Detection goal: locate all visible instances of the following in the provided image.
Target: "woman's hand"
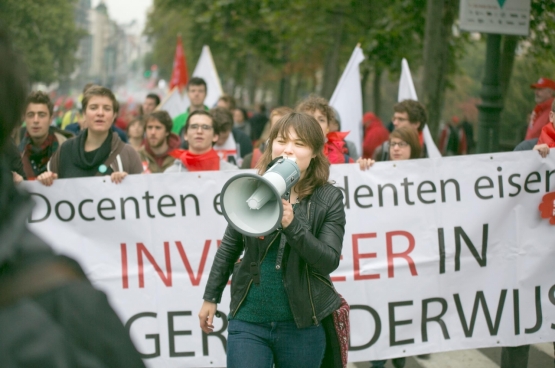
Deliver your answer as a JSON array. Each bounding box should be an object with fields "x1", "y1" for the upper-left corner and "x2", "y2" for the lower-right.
[
  {"x1": 199, "y1": 301, "x2": 217, "y2": 334},
  {"x1": 12, "y1": 171, "x2": 23, "y2": 184},
  {"x1": 281, "y1": 199, "x2": 294, "y2": 228},
  {"x1": 534, "y1": 144, "x2": 550, "y2": 158},
  {"x1": 357, "y1": 157, "x2": 375, "y2": 171},
  {"x1": 111, "y1": 171, "x2": 128, "y2": 184},
  {"x1": 37, "y1": 172, "x2": 58, "y2": 186}
]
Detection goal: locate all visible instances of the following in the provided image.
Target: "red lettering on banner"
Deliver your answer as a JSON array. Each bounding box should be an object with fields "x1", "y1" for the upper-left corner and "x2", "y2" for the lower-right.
[
  {"x1": 121, "y1": 243, "x2": 129, "y2": 289},
  {"x1": 137, "y1": 242, "x2": 173, "y2": 288},
  {"x1": 352, "y1": 233, "x2": 380, "y2": 280},
  {"x1": 331, "y1": 255, "x2": 346, "y2": 282},
  {"x1": 175, "y1": 240, "x2": 211, "y2": 286},
  {"x1": 386, "y1": 231, "x2": 418, "y2": 278}
]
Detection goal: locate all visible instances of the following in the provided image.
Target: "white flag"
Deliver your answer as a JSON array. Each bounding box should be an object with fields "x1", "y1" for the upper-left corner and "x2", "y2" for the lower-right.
[
  {"x1": 192, "y1": 45, "x2": 224, "y2": 109},
  {"x1": 330, "y1": 45, "x2": 365, "y2": 156},
  {"x1": 157, "y1": 87, "x2": 189, "y2": 119},
  {"x1": 398, "y1": 58, "x2": 442, "y2": 158},
  {"x1": 158, "y1": 45, "x2": 224, "y2": 117}
]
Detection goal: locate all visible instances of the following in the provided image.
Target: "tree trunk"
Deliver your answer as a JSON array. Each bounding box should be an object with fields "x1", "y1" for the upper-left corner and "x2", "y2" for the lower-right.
[
  {"x1": 372, "y1": 67, "x2": 383, "y2": 117},
  {"x1": 360, "y1": 65, "x2": 371, "y2": 113},
  {"x1": 422, "y1": 0, "x2": 457, "y2": 140},
  {"x1": 499, "y1": 35, "x2": 518, "y2": 101},
  {"x1": 321, "y1": 13, "x2": 344, "y2": 100}
]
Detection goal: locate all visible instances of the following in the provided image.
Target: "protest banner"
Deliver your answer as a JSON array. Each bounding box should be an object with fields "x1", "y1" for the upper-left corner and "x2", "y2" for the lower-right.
[{"x1": 24, "y1": 151, "x2": 555, "y2": 366}]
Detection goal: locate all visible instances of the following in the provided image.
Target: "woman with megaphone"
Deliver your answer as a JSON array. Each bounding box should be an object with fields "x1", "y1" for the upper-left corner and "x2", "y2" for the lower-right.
[{"x1": 199, "y1": 112, "x2": 348, "y2": 368}]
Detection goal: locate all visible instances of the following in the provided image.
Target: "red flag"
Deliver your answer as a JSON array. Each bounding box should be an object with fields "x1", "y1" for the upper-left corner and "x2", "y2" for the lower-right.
[{"x1": 169, "y1": 35, "x2": 189, "y2": 92}]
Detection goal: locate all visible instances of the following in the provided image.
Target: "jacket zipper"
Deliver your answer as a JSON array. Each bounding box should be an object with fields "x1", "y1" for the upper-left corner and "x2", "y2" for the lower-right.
[
  {"x1": 232, "y1": 232, "x2": 280, "y2": 317},
  {"x1": 306, "y1": 264, "x2": 318, "y2": 325},
  {"x1": 312, "y1": 272, "x2": 337, "y2": 293}
]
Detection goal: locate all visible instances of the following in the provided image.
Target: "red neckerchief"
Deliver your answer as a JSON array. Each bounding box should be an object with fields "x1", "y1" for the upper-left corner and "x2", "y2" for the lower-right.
[
  {"x1": 170, "y1": 148, "x2": 220, "y2": 171},
  {"x1": 324, "y1": 131, "x2": 353, "y2": 164},
  {"x1": 538, "y1": 123, "x2": 555, "y2": 147}
]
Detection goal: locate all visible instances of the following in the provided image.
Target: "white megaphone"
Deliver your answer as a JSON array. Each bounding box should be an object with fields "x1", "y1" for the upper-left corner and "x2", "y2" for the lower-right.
[{"x1": 220, "y1": 156, "x2": 301, "y2": 237}]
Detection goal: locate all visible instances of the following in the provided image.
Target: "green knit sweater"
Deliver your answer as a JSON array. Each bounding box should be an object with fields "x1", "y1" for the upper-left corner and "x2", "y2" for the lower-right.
[{"x1": 232, "y1": 234, "x2": 294, "y2": 323}]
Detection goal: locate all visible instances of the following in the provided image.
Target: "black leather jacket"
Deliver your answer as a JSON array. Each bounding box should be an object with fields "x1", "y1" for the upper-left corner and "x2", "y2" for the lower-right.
[{"x1": 203, "y1": 183, "x2": 346, "y2": 328}]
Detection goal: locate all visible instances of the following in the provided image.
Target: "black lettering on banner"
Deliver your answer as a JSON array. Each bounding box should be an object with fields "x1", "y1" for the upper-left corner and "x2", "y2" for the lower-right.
[
  {"x1": 455, "y1": 224, "x2": 488, "y2": 271},
  {"x1": 513, "y1": 289, "x2": 520, "y2": 335},
  {"x1": 168, "y1": 311, "x2": 194, "y2": 357},
  {"x1": 549, "y1": 285, "x2": 555, "y2": 329},
  {"x1": 78, "y1": 199, "x2": 95, "y2": 221},
  {"x1": 97, "y1": 198, "x2": 116, "y2": 220},
  {"x1": 158, "y1": 195, "x2": 176, "y2": 217},
  {"x1": 524, "y1": 286, "x2": 542, "y2": 334},
  {"x1": 337, "y1": 176, "x2": 350, "y2": 209},
  {"x1": 378, "y1": 183, "x2": 398, "y2": 207},
  {"x1": 547, "y1": 170, "x2": 555, "y2": 192},
  {"x1": 497, "y1": 167, "x2": 504, "y2": 198},
  {"x1": 508, "y1": 174, "x2": 521, "y2": 197},
  {"x1": 143, "y1": 191, "x2": 155, "y2": 218},
  {"x1": 475, "y1": 176, "x2": 494, "y2": 199},
  {"x1": 180, "y1": 194, "x2": 200, "y2": 216},
  {"x1": 438, "y1": 228, "x2": 446, "y2": 274},
  {"x1": 388, "y1": 301, "x2": 414, "y2": 346},
  {"x1": 417, "y1": 181, "x2": 437, "y2": 204},
  {"x1": 440, "y1": 179, "x2": 460, "y2": 202},
  {"x1": 454, "y1": 290, "x2": 507, "y2": 337},
  {"x1": 125, "y1": 312, "x2": 160, "y2": 358},
  {"x1": 354, "y1": 185, "x2": 373, "y2": 208},
  {"x1": 55, "y1": 200, "x2": 75, "y2": 222},
  {"x1": 421, "y1": 298, "x2": 450, "y2": 342},
  {"x1": 121, "y1": 196, "x2": 140, "y2": 220},
  {"x1": 348, "y1": 305, "x2": 381, "y2": 350},
  {"x1": 400, "y1": 178, "x2": 415, "y2": 205},
  {"x1": 213, "y1": 194, "x2": 222, "y2": 215},
  {"x1": 202, "y1": 310, "x2": 228, "y2": 355},
  {"x1": 524, "y1": 172, "x2": 541, "y2": 193},
  {"x1": 28, "y1": 193, "x2": 51, "y2": 223}
]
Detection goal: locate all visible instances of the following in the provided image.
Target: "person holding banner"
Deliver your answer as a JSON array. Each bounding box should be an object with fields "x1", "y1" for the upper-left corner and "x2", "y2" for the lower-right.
[
  {"x1": 199, "y1": 112, "x2": 347, "y2": 368},
  {"x1": 358, "y1": 125, "x2": 422, "y2": 368},
  {"x1": 165, "y1": 110, "x2": 238, "y2": 172},
  {"x1": 36, "y1": 86, "x2": 143, "y2": 186},
  {"x1": 296, "y1": 95, "x2": 354, "y2": 164}
]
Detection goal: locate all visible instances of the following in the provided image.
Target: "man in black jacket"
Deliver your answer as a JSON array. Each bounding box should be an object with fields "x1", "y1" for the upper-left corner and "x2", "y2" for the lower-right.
[{"x1": 0, "y1": 24, "x2": 145, "y2": 367}]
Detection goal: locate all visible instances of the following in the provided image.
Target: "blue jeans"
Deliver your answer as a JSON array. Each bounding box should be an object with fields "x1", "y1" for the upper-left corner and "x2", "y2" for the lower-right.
[{"x1": 227, "y1": 319, "x2": 326, "y2": 368}]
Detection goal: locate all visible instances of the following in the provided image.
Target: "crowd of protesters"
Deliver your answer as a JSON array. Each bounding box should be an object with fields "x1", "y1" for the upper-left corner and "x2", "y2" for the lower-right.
[{"x1": 2, "y1": 26, "x2": 554, "y2": 366}]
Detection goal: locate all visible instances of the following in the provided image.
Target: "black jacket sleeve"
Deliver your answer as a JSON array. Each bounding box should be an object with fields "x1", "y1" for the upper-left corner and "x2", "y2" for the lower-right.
[
  {"x1": 282, "y1": 185, "x2": 345, "y2": 274},
  {"x1": 232, "y1": 128, "x2": 253, "y2": 158},
  {"x1": 202, "y1": 225, "x2": 244, "y2": 303}
]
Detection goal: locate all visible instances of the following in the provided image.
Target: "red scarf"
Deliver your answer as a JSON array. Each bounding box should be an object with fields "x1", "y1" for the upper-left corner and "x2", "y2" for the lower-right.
[
  {"x1": 170, "y1": 148, "x2": 220, "y2": 171},
  {"x1": 324, "y1": 131, "x2": 354, "y2": 164},
  {"x1": 538, "y1": 123, "x2": 555, "y2": 148}
]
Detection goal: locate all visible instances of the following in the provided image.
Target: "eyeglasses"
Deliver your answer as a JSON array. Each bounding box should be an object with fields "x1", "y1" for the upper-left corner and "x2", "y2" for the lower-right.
[
  {"x1": 188, "y1": 124, "x2": 213, "y2": 131},
  {"x1": 390, "y1": 141, "x2": 409, "y2": 148}
]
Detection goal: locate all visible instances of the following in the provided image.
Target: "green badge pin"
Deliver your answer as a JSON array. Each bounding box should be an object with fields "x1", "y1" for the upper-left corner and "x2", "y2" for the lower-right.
[{"x1": 98, "y1": 164, "x2": 107, "y2": 173}]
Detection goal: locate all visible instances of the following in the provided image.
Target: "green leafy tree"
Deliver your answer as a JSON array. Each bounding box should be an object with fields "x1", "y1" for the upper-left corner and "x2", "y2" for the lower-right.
[{"x1": 0, "y1": 0, "x2": 86, "y2": 84}]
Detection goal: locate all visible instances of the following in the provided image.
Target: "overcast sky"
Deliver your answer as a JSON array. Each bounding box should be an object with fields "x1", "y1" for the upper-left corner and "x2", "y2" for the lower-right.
[{"x1": 91, "y1": 0, "x2": 153, "y2": 30}]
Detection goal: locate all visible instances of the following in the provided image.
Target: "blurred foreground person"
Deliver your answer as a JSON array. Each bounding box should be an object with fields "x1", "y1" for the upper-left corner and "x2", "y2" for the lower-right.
[{"x1": 0, "y1": 24, "x2": 145, "y2": 367}]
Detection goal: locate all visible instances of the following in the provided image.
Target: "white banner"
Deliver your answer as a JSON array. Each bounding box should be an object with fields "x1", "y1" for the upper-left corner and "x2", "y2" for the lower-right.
[{"x1": 23, "y1": 151, "x2": 555, "y2": 366}]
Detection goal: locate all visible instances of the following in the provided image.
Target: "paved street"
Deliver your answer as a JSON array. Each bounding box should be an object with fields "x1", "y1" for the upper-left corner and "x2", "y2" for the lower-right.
[{"x1": 347, "y1": 343, "x2": 554, "y2": 368}]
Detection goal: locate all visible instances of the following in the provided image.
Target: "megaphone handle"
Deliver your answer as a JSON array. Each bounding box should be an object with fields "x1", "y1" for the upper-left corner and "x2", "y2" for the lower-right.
[{"x1": 283, "y1": 191, "x2": 290, "y2": 201}]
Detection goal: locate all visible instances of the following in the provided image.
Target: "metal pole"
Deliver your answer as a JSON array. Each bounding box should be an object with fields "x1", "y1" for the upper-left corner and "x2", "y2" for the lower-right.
[{"x1": 477, "y1": 34, "x2": 503, "y2": 153}]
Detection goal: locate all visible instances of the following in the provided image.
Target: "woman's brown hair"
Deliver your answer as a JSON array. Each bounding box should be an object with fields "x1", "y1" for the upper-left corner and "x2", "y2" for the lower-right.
[
  {"x1": 389, "y1": 126, "x2": 421, "y2": 159},
  {"x1": 256, "y1": 112, "x2": 330, "y2": 200}
]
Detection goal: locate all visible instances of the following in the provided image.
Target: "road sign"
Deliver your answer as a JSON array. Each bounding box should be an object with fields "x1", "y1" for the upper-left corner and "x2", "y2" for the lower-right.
[{"x1": 459, "y1": 0, "x2": 531, "y2": 36}]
